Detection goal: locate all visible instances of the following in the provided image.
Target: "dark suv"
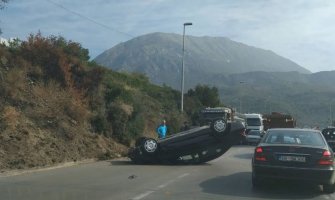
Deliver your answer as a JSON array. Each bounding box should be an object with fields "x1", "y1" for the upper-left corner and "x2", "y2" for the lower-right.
[
  {"x1": 322, "y1": 127, "x2": 335, "y2": 151},
  {"x1": 128, "y1": 107, "x2": 245, "y2": 164}
]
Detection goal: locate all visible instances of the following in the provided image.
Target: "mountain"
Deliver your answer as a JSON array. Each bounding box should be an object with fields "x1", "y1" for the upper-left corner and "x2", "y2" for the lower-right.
[
  {"x1": 94, "y1": 32, "x2": 311, "y2": 89},
  {"x1": 94, "y1": 32, "x2": 335, "y2": 127},
  {"x1": 212, "y1": 71, "x2": 335, "y2": 127}
]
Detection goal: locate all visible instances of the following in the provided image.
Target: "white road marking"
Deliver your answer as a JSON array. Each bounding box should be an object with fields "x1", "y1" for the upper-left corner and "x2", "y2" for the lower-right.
[
  {"x1": 157, "y1": 180, "x2": 175, "y2": 188},
  {"x1": 177, "y1": 173, "x2": 189, "y2": 179},
  {"x1": 157, "y1": 184, "x2": 166, "y2": 189},
  {"x1": 131, "y1": 190, "x2": 154, "y2": 200},
  {"x1": 130, "y1": 173, "x2": 190, "y2": 199}
]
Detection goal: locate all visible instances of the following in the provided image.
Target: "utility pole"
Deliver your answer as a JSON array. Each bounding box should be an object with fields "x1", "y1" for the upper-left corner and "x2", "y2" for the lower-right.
[{"x1": 330, "y1": 103, "x2": 333, "y2": 126}]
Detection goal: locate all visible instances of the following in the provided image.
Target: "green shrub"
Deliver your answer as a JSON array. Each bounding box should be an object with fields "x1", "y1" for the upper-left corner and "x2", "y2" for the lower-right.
[{"x1": 91, "y1": 114, "x2": 109, "y2": 134}]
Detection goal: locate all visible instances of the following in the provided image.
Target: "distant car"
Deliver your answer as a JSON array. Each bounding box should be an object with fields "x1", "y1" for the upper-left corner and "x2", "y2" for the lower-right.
[
  {"x1": 252, "y1": 128, "x2": 335, "y2": 193},
  {"x1": 128, "y1": 107, "x2": 246, "y2": 164},
  {"x1": 246, "y1": 130, "x2": 262, "y2": 145},
  {"x1": 322, "y1": 127, "x2": 335, "y2": 151}
]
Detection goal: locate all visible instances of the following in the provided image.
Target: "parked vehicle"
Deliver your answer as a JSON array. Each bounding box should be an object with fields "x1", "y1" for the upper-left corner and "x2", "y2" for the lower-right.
[
  {"x1": 321, "y1": 127, "x2": 335, "y2": 151},
  {"x1": 262, "y1": 112, "x2": 296, "y2": 131},
  {"x1": 128, "y1": 107, "x2": 246, "y2": 164},
  {"x1": 252, "y1": 128, "x2": 335, "y2": 193},
  {"x1": 246, "y1": 130, "x2": 262, "y2": 145}
]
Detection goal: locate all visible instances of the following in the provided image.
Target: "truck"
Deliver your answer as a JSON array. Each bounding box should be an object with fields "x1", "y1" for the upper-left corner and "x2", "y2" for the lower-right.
[
  {"x1": 262, "y1": 112, "x2": 296, "y2": 131},
  {"x1": 199, "y1": 107, "x2": 233, "y2": 126}
]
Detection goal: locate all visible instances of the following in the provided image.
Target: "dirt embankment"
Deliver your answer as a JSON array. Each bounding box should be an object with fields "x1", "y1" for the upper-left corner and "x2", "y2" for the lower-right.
[
  {"x1": 0, "y1": 106, "x2": 128, "y2": 170},
  {"x1": 0, "y1": 70, "x2": 128, "y2": 170},
  {"x1": 0, "y1": 34, "x2": 185, "y2": 171}
]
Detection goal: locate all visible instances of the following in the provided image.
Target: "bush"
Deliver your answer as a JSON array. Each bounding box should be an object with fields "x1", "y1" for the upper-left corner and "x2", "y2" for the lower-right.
[
  {"x1": 106, "y1": 102, "x2": 129, "y2": 140},
  {"x1": 91, "y1": 114, "x2": 109, "y2": 134}
]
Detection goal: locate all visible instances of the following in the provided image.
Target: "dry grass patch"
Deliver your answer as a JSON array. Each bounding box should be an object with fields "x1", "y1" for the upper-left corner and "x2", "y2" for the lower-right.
[
  {"x1": 30, "y1": 81, "x2": 90, "y2": 128},
  {"x1": 1, "y1": 106, "x2": 20, "y2": 130}
]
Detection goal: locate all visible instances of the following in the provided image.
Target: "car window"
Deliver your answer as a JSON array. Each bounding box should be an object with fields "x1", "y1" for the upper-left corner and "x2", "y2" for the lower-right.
[
  {"x1": 264, "y1": 130, "x2": 325, "y2": 146},
  {"x1": 247, "y1": 118, "x2": 261, "y2": 126}
]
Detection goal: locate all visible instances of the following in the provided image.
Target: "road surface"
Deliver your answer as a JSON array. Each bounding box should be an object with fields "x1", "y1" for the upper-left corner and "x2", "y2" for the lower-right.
[{"x1": 0, "y1": 146, "x2": 334, "y2": 200}]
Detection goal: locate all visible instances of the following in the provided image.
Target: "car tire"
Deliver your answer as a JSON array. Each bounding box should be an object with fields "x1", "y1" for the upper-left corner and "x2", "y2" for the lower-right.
[
  {"x1": 140, "y1": 138, "x2": 158, "y2": 154},
  {"x1": 323, "y1": 183, "x2": 335, "y2": 193},
  {"x1": 212, "y1": 118, "x2": 227, "y2": 132},
  {"x1": 210, "y1": 118, "x2": 229, "y2": 138}
]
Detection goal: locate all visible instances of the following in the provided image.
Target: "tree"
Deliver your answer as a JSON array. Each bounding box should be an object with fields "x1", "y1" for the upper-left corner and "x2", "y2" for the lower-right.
[{"x1": 187, "y1": 84, "x2": 221, "y2": 107}]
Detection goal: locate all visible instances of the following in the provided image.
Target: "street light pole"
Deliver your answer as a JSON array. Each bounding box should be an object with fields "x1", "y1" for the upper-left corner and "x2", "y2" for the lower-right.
[
  {"x1": 330, "y1": 102, "x2": 333, "y2": 126},
  {"x1": 239, "y1": 81, "x2": 245, "y2": 113},
  {"x1": 181, "y1": 22, "x2": 192, "y2": 112},
  {"x1": 239, "y1": 98, "x2": 242, "y2": 113}
]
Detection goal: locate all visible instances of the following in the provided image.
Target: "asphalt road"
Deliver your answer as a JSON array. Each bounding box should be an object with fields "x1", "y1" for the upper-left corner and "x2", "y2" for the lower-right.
[{"x1": 0, "y1": 146, "x2": 334, "y2": 200}]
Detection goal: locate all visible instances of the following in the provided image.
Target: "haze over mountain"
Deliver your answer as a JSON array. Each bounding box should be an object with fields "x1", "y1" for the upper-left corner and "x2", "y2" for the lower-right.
[
  {"x1": 212, "y1": 71, "x2": 335, "y2": 127},
  {"x1": 95, "y1": 32, "x2": 310, "y2": 89},
  {"x1": 94, "y1": 33, "x2": 335, "y2": 127}
]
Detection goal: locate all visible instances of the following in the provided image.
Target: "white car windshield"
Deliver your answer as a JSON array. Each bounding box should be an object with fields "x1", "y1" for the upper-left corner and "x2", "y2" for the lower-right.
[{"x1": 247, "y1": 118, "x2": 261, "y2": 126}]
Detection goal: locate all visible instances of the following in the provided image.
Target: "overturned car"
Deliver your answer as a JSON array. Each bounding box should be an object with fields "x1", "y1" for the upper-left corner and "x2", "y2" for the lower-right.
[{"x1": 128, "y1": 107, "x2": 246, "y2": 164}]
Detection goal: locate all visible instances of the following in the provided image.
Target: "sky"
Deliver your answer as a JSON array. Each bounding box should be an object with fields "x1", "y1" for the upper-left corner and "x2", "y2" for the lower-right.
[{"x1": 1, "y1": 0, "x2": 335, "y2": 73}]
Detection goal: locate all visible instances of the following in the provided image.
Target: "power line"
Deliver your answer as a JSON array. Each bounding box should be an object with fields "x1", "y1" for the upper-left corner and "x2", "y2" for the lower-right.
[{"x1": 45, "y1": 0, "x2": 134, "y2": 38}]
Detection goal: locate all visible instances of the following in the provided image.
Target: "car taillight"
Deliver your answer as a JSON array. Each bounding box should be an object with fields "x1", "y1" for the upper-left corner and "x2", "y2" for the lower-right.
[
  {"x1": 256, "y1": 147, "x2": 263, "y2": 153},
  {"x1": 318, "y1": 150, "x2": 334, "y2": 165},
  {"x1": 323, "y1": 150, "x2": 332, "y2": 156},
  {"x1": 255, "y1": 147, "x2": 267, "y2": 161}
]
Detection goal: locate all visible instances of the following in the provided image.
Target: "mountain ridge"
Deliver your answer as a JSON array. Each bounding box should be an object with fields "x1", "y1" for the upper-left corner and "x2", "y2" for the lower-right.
[
  {"x1": 93, "y1": 32, "x2": 335, "y2": 127},
  {"x1": 94, "y1": 32, "x2": 311, "y2": 89}
]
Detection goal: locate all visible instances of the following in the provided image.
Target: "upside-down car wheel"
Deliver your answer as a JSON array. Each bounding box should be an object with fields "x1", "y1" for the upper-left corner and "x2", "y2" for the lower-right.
[{"x1": 140, "y1": 138, "x2": 158, "y2": 154}]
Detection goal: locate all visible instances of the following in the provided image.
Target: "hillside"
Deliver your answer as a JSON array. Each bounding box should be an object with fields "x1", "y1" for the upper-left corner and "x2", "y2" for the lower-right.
[
  {"x1": 94, "y1": 32, "x2": 310, "y2": 89},
  {"x1": 0, "y1": 34, "x2": 202, "y2": 170}
]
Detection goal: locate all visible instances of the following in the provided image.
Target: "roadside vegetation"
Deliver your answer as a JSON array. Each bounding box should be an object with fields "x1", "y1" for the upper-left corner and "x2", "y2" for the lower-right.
[{"x1": 0, "y1": 34, "x2": 222, "y2": 170}]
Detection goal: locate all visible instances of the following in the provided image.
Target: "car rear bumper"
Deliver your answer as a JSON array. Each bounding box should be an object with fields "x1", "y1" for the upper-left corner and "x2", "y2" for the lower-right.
[{"x1": 253, "y1": 164, "x2": 335, "y2": 184}]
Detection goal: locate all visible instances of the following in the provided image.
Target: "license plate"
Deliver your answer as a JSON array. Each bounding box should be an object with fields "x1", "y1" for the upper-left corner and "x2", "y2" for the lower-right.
[{"x1": 278, "y1": 155, "x2": 306, "y2": 162}]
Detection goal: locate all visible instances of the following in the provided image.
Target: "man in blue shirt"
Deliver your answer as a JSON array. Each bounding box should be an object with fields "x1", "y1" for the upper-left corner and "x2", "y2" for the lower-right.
[{"x1": 157, "y1": 120, "x2": 167, "y2": 139}]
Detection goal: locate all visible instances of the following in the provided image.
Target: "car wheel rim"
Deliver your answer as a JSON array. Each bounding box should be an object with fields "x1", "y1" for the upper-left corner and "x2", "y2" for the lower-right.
[
  {"x1": 144, "y1": 140, "x2": 157, "y2": 152},
  {"x1": 214, "y1": 120, "x2": 226, "y2": 132}
]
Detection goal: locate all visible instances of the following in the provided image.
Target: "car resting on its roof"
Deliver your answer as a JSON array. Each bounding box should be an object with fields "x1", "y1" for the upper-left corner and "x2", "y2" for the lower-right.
[{"x1": 128, "y1": 107, "x2": 246, "y2": 164}]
